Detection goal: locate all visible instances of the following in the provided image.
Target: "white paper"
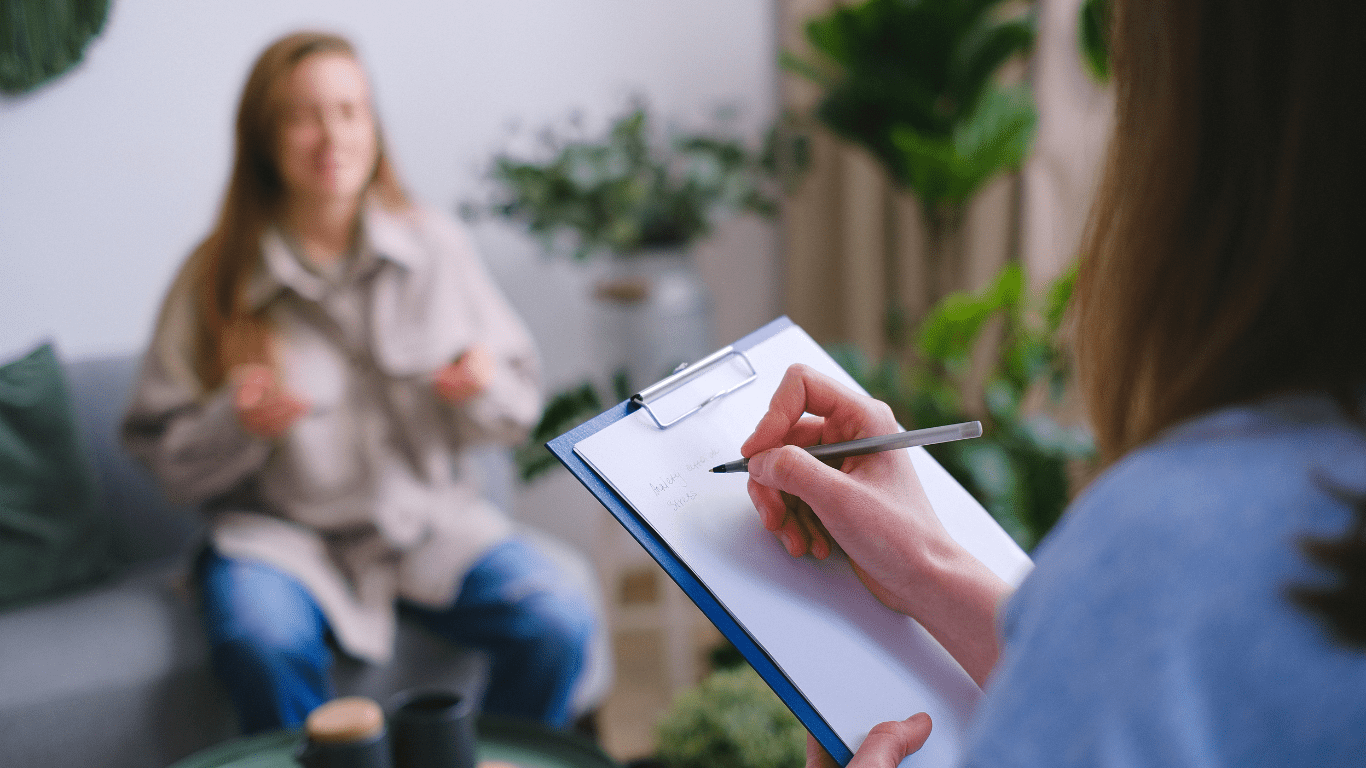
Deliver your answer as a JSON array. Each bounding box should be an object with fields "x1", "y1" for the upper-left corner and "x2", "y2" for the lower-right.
[{"x1": 575, "y1": 324, "x2": 1032, "y2": 766}]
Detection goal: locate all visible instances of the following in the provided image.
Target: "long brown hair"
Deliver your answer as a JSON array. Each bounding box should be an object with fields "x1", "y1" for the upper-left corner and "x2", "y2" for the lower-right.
[
  {"x1": 186, "y1": 31, "x2": 409, "y2": 390},
  {"x1": 1076, "y1": 0, "x2": 1366, "y2": 463},
  {"x1": 1075, "y1": 1, "x2": 1366, "y2": 642}
]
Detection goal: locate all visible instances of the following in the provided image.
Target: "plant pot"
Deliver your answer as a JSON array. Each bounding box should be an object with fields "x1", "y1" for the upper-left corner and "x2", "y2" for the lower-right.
[{"x1": 589, "y1": 250, "x2": 714, "y2": 394}]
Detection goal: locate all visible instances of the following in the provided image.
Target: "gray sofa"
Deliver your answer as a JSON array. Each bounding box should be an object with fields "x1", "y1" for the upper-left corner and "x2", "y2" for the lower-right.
[{"x1": 0, "y1": 353, "x2": 610, "y2": 768}]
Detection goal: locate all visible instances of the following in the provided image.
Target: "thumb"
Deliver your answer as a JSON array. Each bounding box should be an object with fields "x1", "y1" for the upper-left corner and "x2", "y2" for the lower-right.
[{"x1": 848, "y1": 714, "x2": 932, "y2": 768}]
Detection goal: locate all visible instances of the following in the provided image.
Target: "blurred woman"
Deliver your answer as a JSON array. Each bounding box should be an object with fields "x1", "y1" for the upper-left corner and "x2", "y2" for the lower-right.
[
  {"x1": 123, "y1": 31, "x2": 593, "y2": 734},
  {"x1": 743, "y1": 1, "x2": 1366, "y2": 765}
]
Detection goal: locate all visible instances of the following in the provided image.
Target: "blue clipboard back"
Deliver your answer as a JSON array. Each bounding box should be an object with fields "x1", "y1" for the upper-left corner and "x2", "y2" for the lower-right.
[{"x1": 544, "y1": 316, "x2": 852, "y2": 764}]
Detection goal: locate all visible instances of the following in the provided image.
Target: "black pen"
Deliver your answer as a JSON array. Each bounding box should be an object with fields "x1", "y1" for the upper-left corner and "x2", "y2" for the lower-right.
[{"x1": 709, "y1": 420, "x2": 983, "y2": 474}]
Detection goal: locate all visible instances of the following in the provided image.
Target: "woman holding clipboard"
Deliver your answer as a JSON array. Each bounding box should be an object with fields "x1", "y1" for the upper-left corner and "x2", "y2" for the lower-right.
[{"x1": 743, "y1": 1, "x2": 1366, "y2": 765}]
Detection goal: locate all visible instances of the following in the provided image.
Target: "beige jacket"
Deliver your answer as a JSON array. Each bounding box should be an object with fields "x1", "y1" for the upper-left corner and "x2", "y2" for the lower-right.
[{"x1": 122, "y1": 202, "x2": 542, "y2": 662}]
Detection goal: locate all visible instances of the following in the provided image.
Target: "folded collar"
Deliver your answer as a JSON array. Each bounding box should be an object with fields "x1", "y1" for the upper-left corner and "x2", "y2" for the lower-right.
[{"x1": 244, "y1": 199, "x2": 423, "y2": 311}]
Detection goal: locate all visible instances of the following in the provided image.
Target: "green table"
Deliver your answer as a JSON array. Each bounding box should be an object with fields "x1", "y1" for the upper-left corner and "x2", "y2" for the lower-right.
[{"x1": 168, "y1": 716, "x2": 621, "y2": 768}]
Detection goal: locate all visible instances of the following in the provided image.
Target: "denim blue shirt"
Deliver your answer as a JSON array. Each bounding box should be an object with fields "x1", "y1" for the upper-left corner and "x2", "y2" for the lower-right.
[{"x1": 964, "y1": 394, "x2": 1366, "y2": 767}]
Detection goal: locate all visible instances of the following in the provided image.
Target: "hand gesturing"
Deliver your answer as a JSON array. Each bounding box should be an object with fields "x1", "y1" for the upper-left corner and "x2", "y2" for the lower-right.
[
  {"x1": 434, "y1": 345, "x2": 495, "y2": 404},
  {"x1": 232, "y1": 364, "x2": 308, "y2": 439}
]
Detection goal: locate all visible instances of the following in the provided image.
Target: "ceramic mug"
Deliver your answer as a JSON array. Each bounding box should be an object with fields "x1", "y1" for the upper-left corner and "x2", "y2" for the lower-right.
[
  {"x1": 388, "y1": 688, "x2": 477, "y2": 768},
  {"x1": 295, "y1": 696, "x2": 393, "y2": 768}
]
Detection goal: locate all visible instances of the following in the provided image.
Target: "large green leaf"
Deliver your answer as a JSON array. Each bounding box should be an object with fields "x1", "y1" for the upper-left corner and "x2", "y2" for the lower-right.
[
  {"x1": 1042, "y1": 260, "x2": 1078, "y2": 329},
  {"x1": 836, "y1": 261, "x2": 1094, "y2": 552},
  {"x1": 787, "y1": 0, "x2": 1036, "y2": 195},
  {"x1": 949, "y1": 13, "x2": 1035, "y2": 119},
  {"x1": 916, "y1": 261, "x2": 1022, "y2": 368},
  {"x1": 1079, "y1": 0, "x2": 1111, "y2": 82},
  {"x1": 891, "y1": 84, "x2": 1035, "y2": 207}
]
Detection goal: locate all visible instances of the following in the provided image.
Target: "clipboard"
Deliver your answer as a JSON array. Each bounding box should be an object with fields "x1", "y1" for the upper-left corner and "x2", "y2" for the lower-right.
[{"x1": 547, "y1": 316, "x2": 1032, "y2": 766}]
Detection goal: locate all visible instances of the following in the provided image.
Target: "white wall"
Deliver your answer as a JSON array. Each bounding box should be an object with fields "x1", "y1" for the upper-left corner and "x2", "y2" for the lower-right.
[{"x1": 0, "y1": 0, "x2": 780, "y2": 389}]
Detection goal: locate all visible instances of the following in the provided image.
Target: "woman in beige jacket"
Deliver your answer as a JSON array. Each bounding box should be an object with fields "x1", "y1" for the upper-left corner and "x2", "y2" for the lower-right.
[{"x1": 121, "y1": 31, "x2": 593, "y2": 733}]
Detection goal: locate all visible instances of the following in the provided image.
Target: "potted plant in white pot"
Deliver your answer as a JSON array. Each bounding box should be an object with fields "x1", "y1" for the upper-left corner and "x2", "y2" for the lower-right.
[{"x1": 476, "y1": 102, "x2": 781, "y2": 395}]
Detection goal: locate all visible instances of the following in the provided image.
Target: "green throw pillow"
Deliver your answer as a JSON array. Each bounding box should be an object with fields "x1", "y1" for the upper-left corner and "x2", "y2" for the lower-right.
[{"x1": 0, "y1": 343, "x2": 111, "y2": 608}]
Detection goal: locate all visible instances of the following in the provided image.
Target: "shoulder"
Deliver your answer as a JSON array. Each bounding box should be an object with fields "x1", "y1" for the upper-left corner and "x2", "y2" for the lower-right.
[
  {"x1": 1018, "y1": 395, "x2": 1366, "y2": 633},
  {"x1": 1046, "y1": 396, "x2": 1364, "y2": 571},
  {"x1": 964, "y1": 395, "x2": 1366, "y2": 767}
]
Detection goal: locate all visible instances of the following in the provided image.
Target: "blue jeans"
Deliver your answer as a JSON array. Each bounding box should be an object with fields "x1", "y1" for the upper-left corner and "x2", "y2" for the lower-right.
[{"x1": 197, "y1": 538, "x2": 594, "y2": 734}]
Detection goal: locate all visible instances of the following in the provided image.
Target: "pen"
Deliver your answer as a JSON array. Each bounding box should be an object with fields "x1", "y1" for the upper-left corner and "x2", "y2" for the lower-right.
[{"x1": 709, "y1": 420, "x2": 983, "y2": 474}]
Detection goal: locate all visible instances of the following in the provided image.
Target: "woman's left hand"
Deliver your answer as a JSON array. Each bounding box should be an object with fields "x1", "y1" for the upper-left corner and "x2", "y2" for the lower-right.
[
  {"x1": 807, "y1": 715, "x2": 932, "y2": 768},
  {"x1": 434, "y1": 345, "x2": 495, "y2": 404}
]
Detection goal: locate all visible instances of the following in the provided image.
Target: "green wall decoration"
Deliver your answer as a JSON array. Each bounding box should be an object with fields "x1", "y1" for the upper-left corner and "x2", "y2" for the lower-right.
[{"x1": 1, "y1": 0, "x2": 110, "y2": 95}]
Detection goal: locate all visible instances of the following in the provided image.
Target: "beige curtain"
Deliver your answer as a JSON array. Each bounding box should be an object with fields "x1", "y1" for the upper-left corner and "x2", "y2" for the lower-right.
[{"x1": 775, "y1": 0, "x2": 1111, "y2": 357}]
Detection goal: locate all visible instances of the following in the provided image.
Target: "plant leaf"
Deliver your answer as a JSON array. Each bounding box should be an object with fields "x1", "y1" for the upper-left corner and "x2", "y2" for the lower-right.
[
  {"x1": 1079, "y1": 0, "x2": 1112, "y2": 81},
  {"x1": 916, "y1": 262, "x2": 1022, "y2": 369},
  {"x1": 952, "y1": 84, "x2": 1036, "y2": 184},
  {"x1": 950, "y1": 14, "x2": 1035, "y2": 117},
  {"x1": 889, "y1": 85, "x2": 1035, "y2": 206},
  {"x1": 481, "y1": 101, "x2": 777, "y2": 256},
  {"x1": 515, "y1": 382, "x2": 603, "y2": 482}
]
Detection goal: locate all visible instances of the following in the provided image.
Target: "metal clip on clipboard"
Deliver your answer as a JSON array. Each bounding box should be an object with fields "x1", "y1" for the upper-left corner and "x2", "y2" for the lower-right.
[{"x1": 630, "y1": 345, "x2": 758, "y2": 429}]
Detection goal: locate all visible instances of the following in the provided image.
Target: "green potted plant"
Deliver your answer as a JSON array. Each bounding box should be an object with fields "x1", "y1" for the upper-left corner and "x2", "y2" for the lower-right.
[
  {"x1": 477, "y1": 102, "x2": 782, "y2": 481},
  {"x1": 831, "y1": 263, "x2": 1094, "y2": 550},
  {"x1": 784, "y1": 0, "x2": 1037, "y2": 317},
  {"x1": 483, "y1": 103, "x2": 779, "y2": 261},
  {"x1": 650, "y1": 664, "x2": 805, "y2": 768},
  {"x1": 781, "y1": 0, "x2": 1091, "y2": 546}
]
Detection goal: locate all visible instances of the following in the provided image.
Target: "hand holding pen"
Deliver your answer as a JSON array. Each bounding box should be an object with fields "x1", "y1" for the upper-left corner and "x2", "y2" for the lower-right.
[
  {"x1": 739, "y1": 364, "x2": 957, "y2": 569},
  {"x1": 741, "y1": 363, "x2": 1009, "y2": 687}
]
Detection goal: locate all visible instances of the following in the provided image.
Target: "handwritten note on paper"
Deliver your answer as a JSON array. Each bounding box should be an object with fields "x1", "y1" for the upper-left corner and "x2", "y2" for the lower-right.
[{"x1": 574, "y1": 324, "x2": 1032, "y2": 767}]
